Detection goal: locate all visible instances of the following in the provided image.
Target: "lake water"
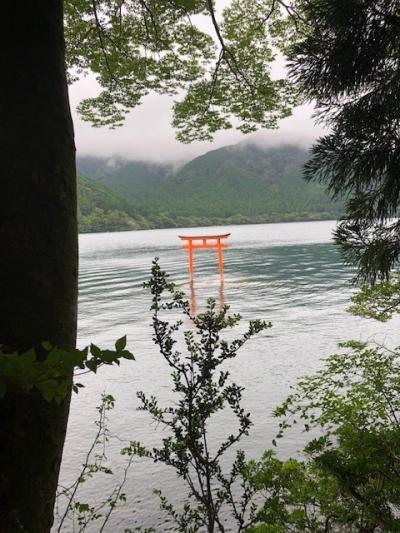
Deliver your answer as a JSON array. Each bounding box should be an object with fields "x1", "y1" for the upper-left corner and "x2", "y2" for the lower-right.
[{"x1": 56, "y1": 221, "x2": 399, "y2": 531}]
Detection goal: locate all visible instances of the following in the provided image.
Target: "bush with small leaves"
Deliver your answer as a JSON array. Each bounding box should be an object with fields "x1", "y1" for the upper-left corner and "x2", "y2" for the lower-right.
[
  {"x1": 122, "y1": 259, "x2": 271, "y2": 532},
  {"x1": 249, "y1": 335, "x2": 400, "y2": 529},
  {"x1": 55, "y1": 394, "x2": 135, "y2": 533}
]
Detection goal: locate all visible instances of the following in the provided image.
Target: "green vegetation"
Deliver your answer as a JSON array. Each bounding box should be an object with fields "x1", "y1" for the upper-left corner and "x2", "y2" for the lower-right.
[
  {"x1": 77, "y1": 176, "x2": 149, "y2": 233},
  {"x1": 124, "y1": 260, "x2": 270, "y2": 532},
  {"x1": 137, "y1": 265, "x2": 400, "y2": 531},
  {"x1": 54, "y1": 263, "x2": 400, "y2": 532},
  {"x1": 55, "y1": 394, "x2": 134, "y2": 533},
  {"x1": 246, "y1": 270, "x2": 400, "y2": 532},
  {"x1": 77, "y1": 144, "x2": 343, "y2": 232},
  {"x1": 248, "y1": 343, "x2": 400, "y2": 531},
  {"x1": 66, "y1": 1, "x2": 295, "y2": 141},
  {"x1": 291, "y1": 0, "x2": 400, "y2": 281},
  {"x1": 0, "y1": 335, "x2": 133, "y2": 404}
]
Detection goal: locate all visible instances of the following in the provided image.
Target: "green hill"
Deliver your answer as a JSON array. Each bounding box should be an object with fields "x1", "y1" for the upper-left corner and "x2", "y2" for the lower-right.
[
  {"x1": 153, "y1": 144, "x2": 343, "y2": 226},
  {"x1": 77, "y1": 143, "x2": 343, "y2": 231},
  {"x1": 77, "y1": 175, "x2": 149, "y2": 233},
  {"x1": 78, "y1": 156, "x2": 171, "y2": 196}
]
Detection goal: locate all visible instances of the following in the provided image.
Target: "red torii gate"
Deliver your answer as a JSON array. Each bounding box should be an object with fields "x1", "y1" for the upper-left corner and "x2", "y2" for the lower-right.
[{"x1": 179, "y1": 233, "x2": 230, "y2": 278}]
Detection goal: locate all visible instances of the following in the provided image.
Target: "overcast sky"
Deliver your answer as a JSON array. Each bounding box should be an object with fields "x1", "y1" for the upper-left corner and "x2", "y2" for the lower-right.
[{"x1": 69, "y1": 1, "x2": 326, "y2": 164}]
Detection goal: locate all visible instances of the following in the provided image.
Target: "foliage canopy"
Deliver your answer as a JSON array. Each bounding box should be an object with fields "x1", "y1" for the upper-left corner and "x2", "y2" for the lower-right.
[
  {"x1": 64, "y1": 0, "x2": 296, "y2": 142},
  {"x1": 288, "y1": 0, "x2": 400, "y2": 281}
]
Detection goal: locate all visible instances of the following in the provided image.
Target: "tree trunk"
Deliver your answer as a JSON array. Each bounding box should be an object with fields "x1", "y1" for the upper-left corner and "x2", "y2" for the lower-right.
[{"x1": 0, "y1": 2, "x2": 77, "y2": 531}]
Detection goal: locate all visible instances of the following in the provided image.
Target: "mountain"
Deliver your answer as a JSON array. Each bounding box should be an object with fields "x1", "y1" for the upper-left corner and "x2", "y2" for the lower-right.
[
  {"x1": 78, "y1": 156, "x2": 171, "y2": 195},
  {"x1": 154, "y1": 144, "x2": 342, "y2": 225},
  {"x1": 77, "y1": 143, "x2": 343, "y2": 231},
  {"x1": 77, "y1": 175, "x2": 149, "y2": 233}
]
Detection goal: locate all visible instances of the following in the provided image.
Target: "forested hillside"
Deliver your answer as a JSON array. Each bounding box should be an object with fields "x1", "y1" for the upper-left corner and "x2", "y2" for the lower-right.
[
  {"x1": 77, "y1": 143, "x2": 343, "y2": 231},
  {"x1": 77, "y1": 176, "x2": 149, "y2": 233}
]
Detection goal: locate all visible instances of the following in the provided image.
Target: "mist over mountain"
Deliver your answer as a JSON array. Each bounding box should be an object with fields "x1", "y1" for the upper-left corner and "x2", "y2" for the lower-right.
[{"x1": 77, "y1": 142, "x2": 343, "y2": 232}]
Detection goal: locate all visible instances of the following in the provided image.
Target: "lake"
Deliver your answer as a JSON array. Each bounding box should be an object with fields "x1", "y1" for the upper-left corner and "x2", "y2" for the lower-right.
[{"x1": 56, "y1": 221, "x2": 399, "y2": 531}]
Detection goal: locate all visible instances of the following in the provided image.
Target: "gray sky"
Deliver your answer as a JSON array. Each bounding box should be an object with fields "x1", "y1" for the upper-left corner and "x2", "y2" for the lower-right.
[{"x1": 69, "y1": 1, "x2": 326, "y2": 163}]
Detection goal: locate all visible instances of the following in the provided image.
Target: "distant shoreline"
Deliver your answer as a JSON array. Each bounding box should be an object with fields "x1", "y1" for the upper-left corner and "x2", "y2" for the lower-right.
[{"x1": 79, "y1": 215, "x2": 340, "y2": 235}]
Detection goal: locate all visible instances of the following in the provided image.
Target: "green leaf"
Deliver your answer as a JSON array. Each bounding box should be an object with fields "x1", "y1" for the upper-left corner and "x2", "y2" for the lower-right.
[
  {"x1": 46, "y1": 350, "x2": 61, "y2": 365},
  {"x1": 78, "y1": 503, "x2": 90, "y2": 513},
  {"x1": 115, "y1": 335, "x2": 127, "y2": 352},
  {"x1": 21, "y1": 350, "x2": 36, "y2": 363},
  {"x1": 86, "y1": 359, "x2": 98, "y2": 373},
  {"x1": 41, "y1": 341, "x2": 52, "y2": 351},
  {"x1": 90, "y1": 344, "x2": 102, "y2": 358},
  {"x1": 122, "y1": 350, "x2": 135, "y2": 360}
]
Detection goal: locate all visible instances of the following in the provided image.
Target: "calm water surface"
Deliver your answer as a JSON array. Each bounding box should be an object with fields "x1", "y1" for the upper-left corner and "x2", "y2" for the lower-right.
[{"x1": 57, "y1": 221, "x2": 399, "y2": 531}]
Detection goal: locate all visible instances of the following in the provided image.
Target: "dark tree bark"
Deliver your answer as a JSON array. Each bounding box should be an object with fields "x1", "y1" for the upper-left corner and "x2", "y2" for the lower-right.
[{"x1": 0, "y1": 2, "x2": 78, "y2": 531}]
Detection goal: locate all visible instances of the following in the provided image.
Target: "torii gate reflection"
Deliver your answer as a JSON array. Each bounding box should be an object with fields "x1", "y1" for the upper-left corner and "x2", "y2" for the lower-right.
[{"x1": 179, "y1": 233, "x2": 230, "y2": 314}]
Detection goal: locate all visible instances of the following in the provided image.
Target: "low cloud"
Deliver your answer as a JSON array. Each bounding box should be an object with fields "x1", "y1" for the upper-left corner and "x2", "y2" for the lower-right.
[{"x1": 71, "y1": 78, "x2": 326, "y2": 164}]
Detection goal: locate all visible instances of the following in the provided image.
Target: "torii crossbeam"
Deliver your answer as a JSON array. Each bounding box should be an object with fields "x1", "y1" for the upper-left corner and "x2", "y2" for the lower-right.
[{"x1": 178, "y1": 233, "x2": 230, "y2": 278}]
